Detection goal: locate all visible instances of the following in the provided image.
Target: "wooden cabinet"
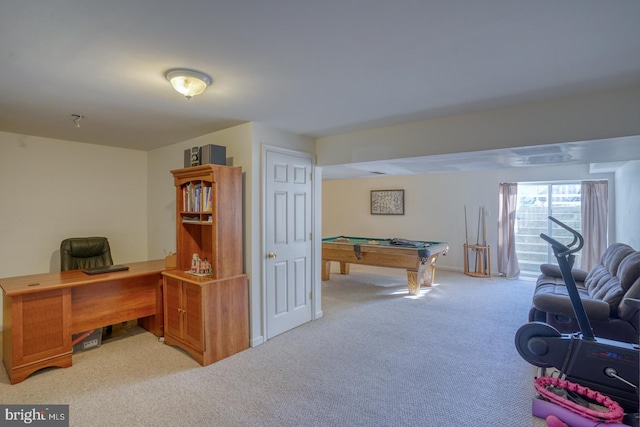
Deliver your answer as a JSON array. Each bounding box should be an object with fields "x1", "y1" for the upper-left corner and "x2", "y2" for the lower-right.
[
  {"x1": 162, "y1": 272, "x2": 249, "y2": 365},
  {"x1": 162, "y1": 164, "x2": 248, "y2": 365},
  {"x1": 163, "y1": 275, "x2": 204, "y2": 352}
]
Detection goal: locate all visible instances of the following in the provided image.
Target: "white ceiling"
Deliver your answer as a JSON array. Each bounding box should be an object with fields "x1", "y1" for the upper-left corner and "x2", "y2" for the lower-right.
[{"x1": 1, "y1": 1, "x2": 640, "y2": 176}]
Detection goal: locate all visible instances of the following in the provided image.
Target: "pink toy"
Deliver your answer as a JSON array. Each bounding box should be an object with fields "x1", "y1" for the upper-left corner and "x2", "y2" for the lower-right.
[{"x1": 545, "y1": 415, "x2": 568, "y2": 427}]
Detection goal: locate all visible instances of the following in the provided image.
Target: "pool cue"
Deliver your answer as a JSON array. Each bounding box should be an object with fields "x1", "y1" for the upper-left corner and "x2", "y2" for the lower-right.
[
  {"x1": 482, "y1": 206, "x2": 487, "y2": 274},
  {"x1": 475, "y1": 206, "x2": 481, "y2": 273},
  {"x1": 464, "y1": 205, "x2": 469, "y2": 273}
]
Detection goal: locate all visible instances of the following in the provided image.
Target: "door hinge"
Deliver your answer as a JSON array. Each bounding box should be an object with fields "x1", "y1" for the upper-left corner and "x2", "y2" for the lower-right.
[
  {"x1": 310, "y1": 232, "x2": 313, "y2": 240},
  {"x1": 310, "y1": 172, "x2": 313, "y2": 181},
  {"x1": 310, "y1": 290, "x2": 313, "y2": 299}
]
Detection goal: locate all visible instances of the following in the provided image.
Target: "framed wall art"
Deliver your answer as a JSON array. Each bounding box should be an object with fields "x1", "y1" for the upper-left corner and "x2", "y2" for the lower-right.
[{"x1": 370, "y1": 189, "x2": 405, "y2": 215}]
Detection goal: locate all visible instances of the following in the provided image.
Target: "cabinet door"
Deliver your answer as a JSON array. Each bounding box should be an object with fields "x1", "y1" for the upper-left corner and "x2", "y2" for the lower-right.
[
  {"x1": 182, "y1": 282, "x2": 204, "y2": 351},
  {"x1": 163, "y1": 276, "x2": 182, "y2": 339},
  {"x1": 12, "y1": 288, "x2": 71, "y2": 366}
]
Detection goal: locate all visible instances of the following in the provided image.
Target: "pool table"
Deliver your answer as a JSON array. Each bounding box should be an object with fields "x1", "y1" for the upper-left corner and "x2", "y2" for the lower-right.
[{"x1": 322, "y1": 236, "x2": 449, "y2": 295}]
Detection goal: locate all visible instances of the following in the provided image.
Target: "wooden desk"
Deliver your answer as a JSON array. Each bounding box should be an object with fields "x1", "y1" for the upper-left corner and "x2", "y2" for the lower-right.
[{"x1": 1, "y1": 260, "x2": 165, "y2": 384}]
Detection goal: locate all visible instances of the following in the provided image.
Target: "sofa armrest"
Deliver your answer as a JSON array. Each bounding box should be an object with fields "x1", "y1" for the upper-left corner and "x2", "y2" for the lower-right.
[
  {"x1": 539, "y1": 264, "x2": 588, "y2": 284},
  {"x1": 539, "y1": 263, "x2": 562, "y2": 278},
  {"x1": 533, "y1": 290, "x2": 610, "y2": 321}
]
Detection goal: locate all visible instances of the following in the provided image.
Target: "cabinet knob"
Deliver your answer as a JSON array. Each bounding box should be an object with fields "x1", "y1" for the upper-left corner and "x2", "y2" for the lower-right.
[{"x1": 267, "y1": 252, "x2": 277, "y2": 259}]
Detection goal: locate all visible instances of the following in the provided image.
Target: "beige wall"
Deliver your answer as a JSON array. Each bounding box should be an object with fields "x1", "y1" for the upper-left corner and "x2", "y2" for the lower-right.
[
  {"x1": 322, "y1": 164, "x2": 615, "y2": 274},
  {"x1": 147, "y1": 123, "x2": 315, "y2": 346},
  {"x1": 0, "y1": 131, "x2": 148, "y2": 327},
  {"x1": 316, "y1": 84, "x2": 640, "y2": 166}
]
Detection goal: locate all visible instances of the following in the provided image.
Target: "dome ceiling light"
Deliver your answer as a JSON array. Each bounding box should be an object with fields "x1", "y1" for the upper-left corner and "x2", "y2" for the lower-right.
[{"x1": 165, "y1": 68, "x2": 212, "y2": 100}]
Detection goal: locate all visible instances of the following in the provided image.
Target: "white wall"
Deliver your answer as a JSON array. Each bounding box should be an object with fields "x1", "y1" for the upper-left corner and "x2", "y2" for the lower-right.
[
  {"x1": 0, "y1": 131, "x2": 148, "y2": 329},
  {"x1": 322, "y1": 164, "x2": 614, "y2": 274},
  {"x1": 615, "y1": 160, "x2": 640, "y2": 250}
]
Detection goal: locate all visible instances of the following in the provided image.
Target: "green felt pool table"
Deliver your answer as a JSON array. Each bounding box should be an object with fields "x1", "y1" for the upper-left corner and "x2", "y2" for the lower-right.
[{"x1": 321, "y1": 236, "x2": 449, "y2": 295}]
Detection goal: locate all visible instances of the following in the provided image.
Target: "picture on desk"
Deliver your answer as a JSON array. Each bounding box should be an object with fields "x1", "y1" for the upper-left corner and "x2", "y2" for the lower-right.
[{"x1": 370, "y1": 189, "x2": 404, "y2": 215}]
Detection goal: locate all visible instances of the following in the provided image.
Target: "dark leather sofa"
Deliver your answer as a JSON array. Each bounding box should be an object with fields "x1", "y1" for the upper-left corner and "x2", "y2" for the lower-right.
[{"x1": 528, "y1": 243, "x2": 640, "y2": 343}]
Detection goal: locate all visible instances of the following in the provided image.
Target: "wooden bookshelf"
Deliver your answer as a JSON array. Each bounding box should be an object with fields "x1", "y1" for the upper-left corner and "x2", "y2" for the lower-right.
[{"x1": 162, "y1": 164, "x2": 248, "y2": 366}]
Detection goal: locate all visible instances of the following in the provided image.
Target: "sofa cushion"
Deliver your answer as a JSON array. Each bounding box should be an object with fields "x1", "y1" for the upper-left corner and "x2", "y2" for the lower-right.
[{"x1": 532, "y1": 282, "x2": 611, "y2": 321}]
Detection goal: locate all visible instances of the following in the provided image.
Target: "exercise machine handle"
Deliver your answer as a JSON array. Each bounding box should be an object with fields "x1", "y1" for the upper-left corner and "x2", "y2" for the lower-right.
[
  {"x1": 540, "y1": 216, "x2": 594, "y2": 340},
  {"x1": 539, "y1": 216, "x2": 584, "y2": 258}
]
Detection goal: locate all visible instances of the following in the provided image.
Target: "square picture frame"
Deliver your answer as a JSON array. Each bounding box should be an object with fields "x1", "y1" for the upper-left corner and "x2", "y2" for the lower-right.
[{"x1": 370, "y1": 189, "x2": 405, "y2": 215}]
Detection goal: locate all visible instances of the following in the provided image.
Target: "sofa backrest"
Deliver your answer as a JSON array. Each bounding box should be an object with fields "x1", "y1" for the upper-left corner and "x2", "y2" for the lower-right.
[{"x1": 584, "y1": 243, "x2": 637, "y2": 318}]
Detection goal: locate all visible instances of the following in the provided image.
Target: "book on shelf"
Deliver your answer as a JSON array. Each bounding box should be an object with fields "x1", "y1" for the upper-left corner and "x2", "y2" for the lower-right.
[{"x1": 182, "y1": 182, "x2": 212, "y2": 212}]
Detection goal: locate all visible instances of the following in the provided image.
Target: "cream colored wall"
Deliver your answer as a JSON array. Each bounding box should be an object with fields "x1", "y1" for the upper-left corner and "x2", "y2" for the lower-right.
[
  {"x1": 322, "y1": 164, "x2": 614, "y2": 274},
  {"x1": 146, "y1": 123, "x2": 253, "y2": 261},
  {"x1": 615, "y1": 160, "x2": 640, "y2": 250},
  {"x1": 316, "y1": 85, "x2": 640, "y2": 166},
  {"x1": 146, "y1": 122, "x2": 315, "y2": 347},
  {"x1": 0, "y1": 131, "x2": 148, "y2": 329}
]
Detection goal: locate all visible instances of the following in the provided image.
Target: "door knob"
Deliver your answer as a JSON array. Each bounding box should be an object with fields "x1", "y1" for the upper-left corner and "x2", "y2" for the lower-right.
[{"x1": 267, "y1": 252, "x2": 277, "y2": 259}]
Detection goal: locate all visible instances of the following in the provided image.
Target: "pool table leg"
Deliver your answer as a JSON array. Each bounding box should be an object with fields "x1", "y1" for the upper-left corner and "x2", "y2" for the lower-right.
[
  {"x1": 407, "y1": 254, "x2": 439, "y2": 295},
  {"x1": 322, "y1": 261, "x2": 331, "y2": 281},
  {"x1": 407, "y1": 270, "x2": 420, "y2": 295},
  {"x1": 339, "y1": 262, "x2": 350, "y2": 275}
]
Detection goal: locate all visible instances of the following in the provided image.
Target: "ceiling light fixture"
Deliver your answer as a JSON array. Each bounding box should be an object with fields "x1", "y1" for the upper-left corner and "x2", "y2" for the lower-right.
[{"x1": 165, "y1": 68, "x2": 212, "y2": 100}]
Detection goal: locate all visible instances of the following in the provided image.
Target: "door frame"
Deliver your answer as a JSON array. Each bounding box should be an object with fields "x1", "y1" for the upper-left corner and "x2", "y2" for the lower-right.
[{"x1": 260, "y1": 145, "x2": 323, "y2": 342}]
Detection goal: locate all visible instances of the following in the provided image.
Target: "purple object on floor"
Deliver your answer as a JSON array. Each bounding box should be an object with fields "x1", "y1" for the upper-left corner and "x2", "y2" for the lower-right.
[{"x1": 532, "y1": 398, "x2": 631, "y2": 427}]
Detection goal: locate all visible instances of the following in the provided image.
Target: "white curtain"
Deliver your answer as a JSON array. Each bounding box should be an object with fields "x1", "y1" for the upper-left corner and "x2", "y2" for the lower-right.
[
  {"x1": 498, "y1": 183, "x2": 520, "y2": 279},
  {"x1": 581, "y1": 180, "x2": 608, "y2": 270}
]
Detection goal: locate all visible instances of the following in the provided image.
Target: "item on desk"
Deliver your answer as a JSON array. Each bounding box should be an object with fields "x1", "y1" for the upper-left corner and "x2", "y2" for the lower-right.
[
  {"x1": 335, "y1": 237, "x2": 350, "y2": 242},
  {"x1": 165, "y1": 252, "x2": 177, "y2": 269},
  {"x1": 82, "y1": 265, "x2": 129, "y2": 275},
  {"x1": 367, "y1": 240, "x2": 379, "y2": 245}
]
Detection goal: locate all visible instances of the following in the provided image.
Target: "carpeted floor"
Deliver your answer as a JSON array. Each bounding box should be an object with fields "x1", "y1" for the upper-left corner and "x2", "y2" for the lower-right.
[{"x1": 1, "y1": 267, "x2": 541, "y2": 426}]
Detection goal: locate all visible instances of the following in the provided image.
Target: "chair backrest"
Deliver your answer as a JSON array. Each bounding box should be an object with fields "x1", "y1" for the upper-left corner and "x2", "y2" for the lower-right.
[{"x1": 60, "y1": 237, "x2": 113, "y2": 271}]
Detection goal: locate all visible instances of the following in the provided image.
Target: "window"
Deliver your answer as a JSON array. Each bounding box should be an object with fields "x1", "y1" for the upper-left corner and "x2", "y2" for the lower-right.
[{"x1": 515, "y1": 182, "x2": 581, "y2": 276}]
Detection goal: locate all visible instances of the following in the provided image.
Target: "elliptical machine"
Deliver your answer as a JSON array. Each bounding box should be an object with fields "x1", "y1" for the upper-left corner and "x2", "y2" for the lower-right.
[{"x1": 515, "y1": 217, "x2": 639, "y2": 413}]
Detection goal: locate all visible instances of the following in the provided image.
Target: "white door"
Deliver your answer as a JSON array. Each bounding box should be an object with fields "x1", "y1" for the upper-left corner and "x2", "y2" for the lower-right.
[{"x1": 265, "y1": 148, "x2": 313, "y2": 338}]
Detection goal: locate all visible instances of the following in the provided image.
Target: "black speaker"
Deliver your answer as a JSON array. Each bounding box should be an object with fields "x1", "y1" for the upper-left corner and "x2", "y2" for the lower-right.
[
  {"x1": 200, "y1": 144, "x2": 226, "y2": 165},
  {"x1": 184, "y1": 147, "x2": 200, "y2": 168}
]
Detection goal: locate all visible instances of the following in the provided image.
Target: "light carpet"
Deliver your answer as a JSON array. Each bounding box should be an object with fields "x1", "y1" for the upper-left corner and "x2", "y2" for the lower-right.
[{"x1": 1, "y1": 267, "x2": 541, "y2": 426}]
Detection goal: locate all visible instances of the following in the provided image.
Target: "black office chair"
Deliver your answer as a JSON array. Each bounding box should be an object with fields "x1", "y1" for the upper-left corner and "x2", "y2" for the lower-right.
[{"x1": 60, "y1": 237, "x2": 115, "y2": 334}]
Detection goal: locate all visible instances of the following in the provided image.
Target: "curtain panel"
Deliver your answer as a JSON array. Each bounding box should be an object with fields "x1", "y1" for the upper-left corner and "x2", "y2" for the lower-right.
[
  {"x1": 498, "y1": 183, "x2": 520, "y2": 279},
  {"x1": 581, "y1": 180, "x2": 608, "y2": 270}
]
